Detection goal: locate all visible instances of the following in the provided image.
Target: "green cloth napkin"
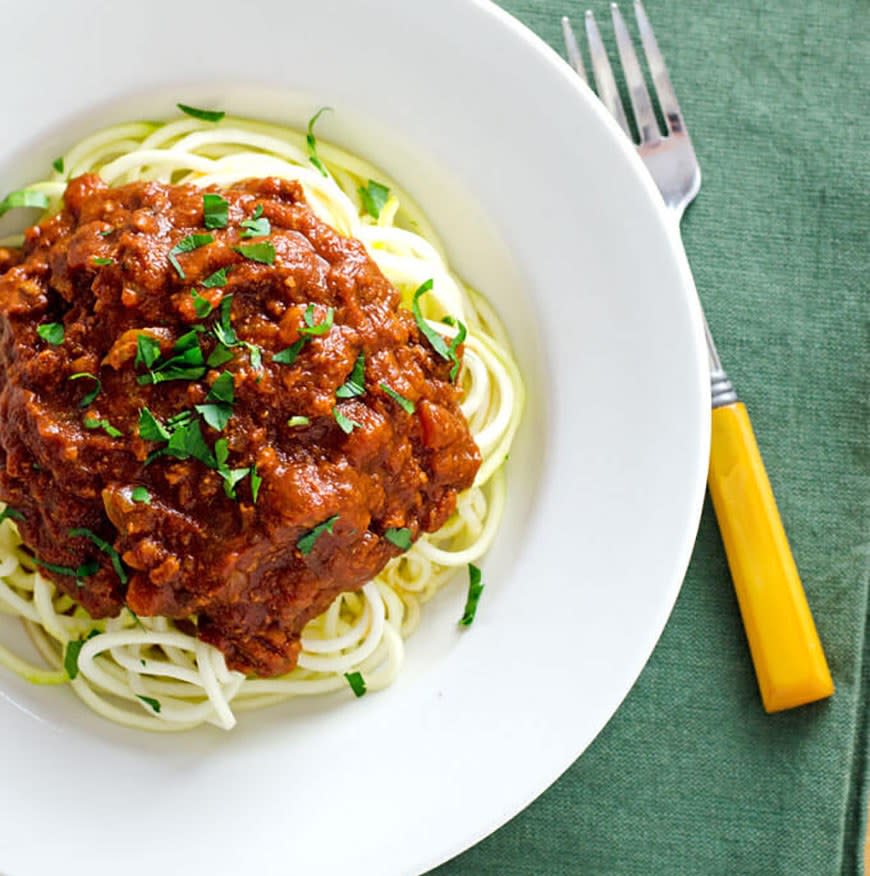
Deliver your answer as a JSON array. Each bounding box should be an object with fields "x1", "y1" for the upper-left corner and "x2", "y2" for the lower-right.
[{"x1": 433, "y1": 1, "x2": 869, "y2": 873}]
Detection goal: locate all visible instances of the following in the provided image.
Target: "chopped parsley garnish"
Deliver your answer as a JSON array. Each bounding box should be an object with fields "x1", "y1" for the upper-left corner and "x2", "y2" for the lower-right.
[
  {"x1": 306, "y1": 107, "x2": 331, "y2": 176},
  {"x1": 0, "y1": 189, "x2": 49, "y2": 216},
  {"x1": 83, "y1": 416, "x2": 122, "y2": 438},
  {"x1": 344, "y1": 671, "x2": 367, "y2": 698},
  {"x1": 233, "y1": 242, "x2": 276, "y2": 265},
  {"x1": 202, "y1": 193, "x2": 228, "y2": 229},
  {"x1": 52, "y1": 157, "x2": 64, "y2": 174},
  {"x1": 69, "y1": 527, "x2": 128, "y2": 584},
  {"x1": 177, "y1": 103, "x2": 225, "y2": 123},
  {"x1": 358, "y1": 180, "x2": 390, "y2": 219},
  {"x1": 68, "y1": 372, "x2": 101, "y2": 407},
  {"x1": 138, "y1": 407, "x2": 170, "y2": 442},
  {"x1": 136, "y1": 328, "x2": 207, "y2": 385},
  {"x1": 33, "y1": 555, "x2": 99, "y2": 583},
  {"x1": 213, "y1": 440, "x2": 258, "y2": 501},
  {"x1": 136, "y1": 694, "x2": 162, "y2": 713},
  {"x1": 37, "y1": 322, "x2": 64, "y2": 345},
  {"x1": 195, "y1": 371, "x2": 235, "y2": 431},
  {"x1": 412, "y1": 279, "x2": 450, "y2": 359},
  {"x1": 459, "y1": 563, "x2": 484, "y2": 627},
  {"x1": 273, "y1": 305, "x2": 334, "y2": 366},
  {"x1": 287, "y1": 416, "x2": 310, "y2": 427},
  {"x1": 137, "y1": 365, "x2": 257, "y2": 498},
  {"x1": 412, "y1": 280, "x2": 465, "y2": 378},
  {"x1": 297, "y1": 514, "x2": 339, "y2": 555},
  {"x1": 202, "y1": 267, "x2": 229, "y2": 288},
  {"x1": 164, "y1": 418, "x2": 216, "y2": 467},
  {"x1": 191, "y1": 290, "x2": 213, "y2": 319},
  {"x1": 63, "y1": 630, "x2": 99, "y2": 680},
  {"x1": 335, "y1": 352, "x2": 366, "y2": 398},
  {"x1": 241, "y1": 205, "x2": 271, "y2": 238},
  {"x1": 166, "y1": 409, "x2": 196, "y2": 429},
  {"x1": 379, "y1": 382, "x2": 415, "y2": 414},
  {"x1": 131, "y1": 486, "x2": 151, "y2": 504},
  {"x1": 250, "y1": 467, "x2": 262, "y2": 503},
  {"x1": 273, "y1": 340, "x2": 305, "y2": 365},
  {"x1": 91, "y1": 257, "x2": 114, "y2": 266},
  {"x1": 384, "y1": 527, "x2": 413, "y2": 551},
  {"x1": 168, "y1": 233, "x2": 214, "y2": 280},
  {"x1": 299, "y1": 304, "x2": 334, "y2": 337},
  {"x1": 98, "y1": 229, "x2": 113, "y2": 237},
  {"x1": 127, "y1": 607, "x2": 145, "y2": 629},
  {"x1": 212, "y1": 298, "x2": 239, "y2": 347},
  {"x1": 211, "y1": 296, "x2": 262, "y2": 369},
  {"x1": 207, "y1": 343, "x2": 236, "y2": 367},
  {"x1": 444, "y1": 316, "x2": 468, "y2": 382},
  {"x1": 135, "y1": 334, "x2": 162, "y2": 369},
  {"x1": 140, "y1": 404, "x2": 257, "y2": 501},
  {"x1": 240, "y1": 217, "x2": 271, "y2": 238},
  {"x1": 218, "y1": 464, "x2": 249, "y2": 499},
  {"x1": 63, "y1": 639, "x2": 84, "y2": 679},
  {"x1": 0, "y1": 506, "x2": 24, "y2": 524},
  {"x1": 141, "y1": 407, "x2": 213, "y2": 467},
  {"x1": 332, "y1": 406, "x2": 360, "y2": 434}
]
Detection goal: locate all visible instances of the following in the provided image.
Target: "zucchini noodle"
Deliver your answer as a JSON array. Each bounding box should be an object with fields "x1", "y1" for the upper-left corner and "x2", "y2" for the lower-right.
[{"x1": 0, "y1": 112, "x2": 524, "y2": 731}]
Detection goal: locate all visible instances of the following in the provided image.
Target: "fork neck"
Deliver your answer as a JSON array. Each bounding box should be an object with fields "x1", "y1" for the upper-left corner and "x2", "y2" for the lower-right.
[
  {"x1": 668, "y1": 203, "x2": 739, "y2": 409},
  {"x1": 705, "y1": 319, "x2": 738, "y2": 407}
]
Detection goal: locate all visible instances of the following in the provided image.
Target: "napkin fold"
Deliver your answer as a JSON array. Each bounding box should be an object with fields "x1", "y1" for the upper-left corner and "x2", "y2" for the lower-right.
[{"x1": 434, "y1": 1, "x2": 869, "y2": 873}]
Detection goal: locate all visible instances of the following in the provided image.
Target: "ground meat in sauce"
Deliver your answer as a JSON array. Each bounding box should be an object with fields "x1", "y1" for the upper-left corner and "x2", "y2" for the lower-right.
[{"x1": 0, "y1": 175, "x2": 480, "y2": 677}]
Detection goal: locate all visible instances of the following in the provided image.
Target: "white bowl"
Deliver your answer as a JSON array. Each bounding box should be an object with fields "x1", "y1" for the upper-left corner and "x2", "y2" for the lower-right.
[{"x1": 0, "y1": 1, "x2": 709, "y2": 874}]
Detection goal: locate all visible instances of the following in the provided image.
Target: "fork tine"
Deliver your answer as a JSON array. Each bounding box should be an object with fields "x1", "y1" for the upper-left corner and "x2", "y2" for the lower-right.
[
  {"x1": 610, "y1": 3, "x2": 661, "y2": 145},
  {"x1": 584, "y1": 10, "x2": 631, "y2": 137},
  {"x1": 561, "y1": 16, "x2": 589, "y2": 83},
  {"x1": 634, "y1": 0, "x2": 684, "y2": 134}
]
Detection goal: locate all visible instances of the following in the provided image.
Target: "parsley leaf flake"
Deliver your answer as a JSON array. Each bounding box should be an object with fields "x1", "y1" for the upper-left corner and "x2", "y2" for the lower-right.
[
  {"x1": 459, "y1": 563, "x2": 484, "y2": 627},
  {"x1": 131, "y1": 486, "x2": 151, "y2": 504},
  {"x1": 412, "y1": 279, "x2": 451, "y2": 360},
  {"x1": 384, "y1": 527, "x2": 413, "y2": 551},
  {"x1": 203, "y1": 193, "x2": 228, "y2": 230},
  {"x1": 297, "y1": 514, "x2": 339, "y2": 555},
  {"x1": 379, "y1": 383, "x2": 415, "y2": 414},
  {"x1": 333, "y1": 406, "x2": 361, "y2": 434},
  {"x1": 358, "y1": 180, "x2": 390, "y2": 219},
  {"x1": 335, "y1": 352, "x2": 366, "y2": 398},
  {"x1": 202, "y1": 267, "x2": 229, "y2": 288},
  {"x1": 83, "y1": 416, "x2": 122, "y2": 438},
  {"x1": 306, "y1": 107, "x2": 331, "y2": 176},
  {"x1": 177, "y1": 104, "x2": 225, "y2": 123},
  {"x1": 168, "y1": 233, "x2": 214, "y2": 280},
  {"x1": 68, "y1": 527, "x2": 128, "y2": 585},
  {"x1": 37, "y1": 322, "x2": 64, "y2": 345},
  {"x1": 136, "y1": 329, "x2": 206, "y2": 385},
  {"x1": 233, "y1": 242, "x2": 275, "y2": 265},
  {"x1": 344, "y1": 671, "x2": 367, "y2": 697},
  {"x1": 69, "y1": 372, "x2": 101, "y2": 407}
]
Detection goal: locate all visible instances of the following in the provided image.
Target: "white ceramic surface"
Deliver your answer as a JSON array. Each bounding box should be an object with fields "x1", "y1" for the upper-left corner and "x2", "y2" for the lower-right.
[{"x1": 0, "y1": 2, "x2": 710, "y2": 874}]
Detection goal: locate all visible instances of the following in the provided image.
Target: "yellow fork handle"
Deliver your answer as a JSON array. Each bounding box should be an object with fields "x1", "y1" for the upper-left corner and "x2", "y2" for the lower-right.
[{"x1": 708, "y1": 402, "x2": 834, "y2": 712}]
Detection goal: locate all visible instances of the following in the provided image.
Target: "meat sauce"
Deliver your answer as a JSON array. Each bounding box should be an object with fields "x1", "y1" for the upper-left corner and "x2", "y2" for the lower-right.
[{"x1": 0, "y1": 175, "x2": 480, "y2": 676}]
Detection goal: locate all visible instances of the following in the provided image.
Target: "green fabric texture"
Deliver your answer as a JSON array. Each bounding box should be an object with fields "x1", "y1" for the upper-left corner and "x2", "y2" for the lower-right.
[{"x1": 433, "y1": 1, "x2": 869, "y2": 874}]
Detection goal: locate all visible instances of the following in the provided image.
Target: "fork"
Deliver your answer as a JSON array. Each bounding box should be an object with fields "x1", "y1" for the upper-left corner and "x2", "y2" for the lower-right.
[{"x1": 562, "y1": 2, "x2": 834, "y2": 713}]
